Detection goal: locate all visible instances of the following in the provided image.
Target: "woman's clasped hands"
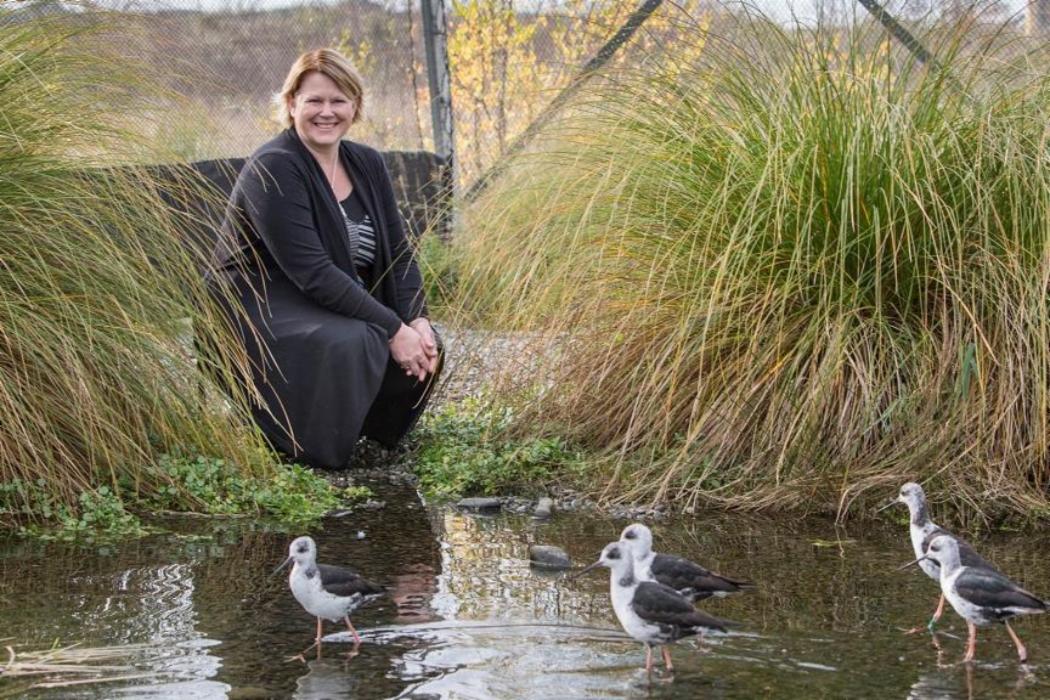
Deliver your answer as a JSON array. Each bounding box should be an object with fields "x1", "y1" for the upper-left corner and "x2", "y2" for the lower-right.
[{"x1": 389, "y1": 319, "x2": 439, "y2": 381}]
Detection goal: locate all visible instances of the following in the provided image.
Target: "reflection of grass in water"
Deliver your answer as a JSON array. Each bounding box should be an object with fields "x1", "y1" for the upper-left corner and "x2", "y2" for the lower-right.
[{"x1": 0, "y1": 642, "x2": 154, "y2": 697}]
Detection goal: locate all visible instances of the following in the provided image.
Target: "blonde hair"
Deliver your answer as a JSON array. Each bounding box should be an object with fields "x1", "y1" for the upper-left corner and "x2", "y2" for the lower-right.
[{"x1": 274, "y1": 48, "x2": 365, "y2": 127}]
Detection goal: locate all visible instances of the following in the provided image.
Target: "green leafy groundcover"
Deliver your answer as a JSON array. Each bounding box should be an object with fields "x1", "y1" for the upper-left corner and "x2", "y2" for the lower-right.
[
  {"x1": 0, "y1": 453, "x2": 372, "y2": 542},
  {"x1": 413, "y1": 398, "x2": 585, "y2": 498}
]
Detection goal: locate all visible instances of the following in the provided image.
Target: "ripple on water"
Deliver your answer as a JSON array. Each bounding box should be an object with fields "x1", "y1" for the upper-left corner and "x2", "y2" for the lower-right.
[{"x1": 4, "y1": 479, "x2": 1050, "y2": 699}]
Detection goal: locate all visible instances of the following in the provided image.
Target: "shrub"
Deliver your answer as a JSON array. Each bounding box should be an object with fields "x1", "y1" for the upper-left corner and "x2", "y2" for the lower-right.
[
  {"x1": 453, "y1": 9, "x2": 1050, "y2": 523},
  {"x1": 414, "y1": 398, "x2": 583, "y2": 498},
  {"x1": 0, "y1": 13, "x2": 272, "y2": 524}
]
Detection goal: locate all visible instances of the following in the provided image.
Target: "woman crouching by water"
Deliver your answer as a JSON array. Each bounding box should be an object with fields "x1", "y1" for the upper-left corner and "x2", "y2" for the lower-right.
[{"x1": 207, "y1": 48, "x2": 441, "y2": 468}]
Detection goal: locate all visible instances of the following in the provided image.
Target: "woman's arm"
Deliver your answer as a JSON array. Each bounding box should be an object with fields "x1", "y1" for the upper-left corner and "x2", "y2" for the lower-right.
[{"x1": 240, "y1": 152, "x2": 402, "y2": 338}]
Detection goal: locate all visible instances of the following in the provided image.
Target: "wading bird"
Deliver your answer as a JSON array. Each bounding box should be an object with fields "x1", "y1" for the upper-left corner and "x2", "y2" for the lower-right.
[
  {"x1": 275, "y1": 536, "x2": 384, "y2": 657},
  {"x1": 881, "y1": 482, "x2": 994, "y2": 633},
  {"x1": 619, "y1": 523, "x2": 754, "y2": 601},
  {"x1": 905, "y1": 534, "x2": 1045, "y2": 663},
  {"x1": 574, "y1": 541, "x2": 736, "y2": 675}
]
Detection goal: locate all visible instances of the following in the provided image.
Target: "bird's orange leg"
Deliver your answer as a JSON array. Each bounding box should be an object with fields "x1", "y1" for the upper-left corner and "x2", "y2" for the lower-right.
[
  {"x1": 344, "y1": 615, "x2": 362, "y2": 645},
  {"x1": 963, "y1": 621, "x2": 977, "y2": 663},
  {"x1": 661, "y1": 646, "x2": 674, "y2": 672},
  {"x1": 1005, "y1": 621, "x2": 1028, "y2": 663},
  {"x1": 905, "y1": 595, "x2": 946, "y2": 635}
]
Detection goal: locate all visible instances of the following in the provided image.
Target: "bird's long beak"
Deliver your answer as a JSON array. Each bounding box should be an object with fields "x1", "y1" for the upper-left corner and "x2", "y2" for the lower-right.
[
  {"x1": 876, "y1": 498, "x2": 900, "y2": 514},
  {"x1": 897, "y1": 555, "x2": 930, "y2": 571},
  {"x1": 272, "y1": 556, "x2": 293, "y2": 576},
  {"x1": 567, "y1": 559, "x2": 603, "y2": 581}
]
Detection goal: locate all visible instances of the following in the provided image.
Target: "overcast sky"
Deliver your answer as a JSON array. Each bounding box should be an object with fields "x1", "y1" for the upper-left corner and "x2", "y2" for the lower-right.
[{"x1": 13, "y1": 0, "x2": 1034, "y2": 25}]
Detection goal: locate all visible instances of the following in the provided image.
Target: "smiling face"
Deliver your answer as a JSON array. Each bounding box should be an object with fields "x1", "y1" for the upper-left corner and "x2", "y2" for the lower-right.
[{"x1": 287, "y1": 71, "x2": 355, "y2": 153}]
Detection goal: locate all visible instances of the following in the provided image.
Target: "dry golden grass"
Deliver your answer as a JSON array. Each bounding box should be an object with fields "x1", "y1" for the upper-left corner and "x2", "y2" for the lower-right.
[{"x1": 452, "y1": 9, "x2": 1050, "y2": 525}]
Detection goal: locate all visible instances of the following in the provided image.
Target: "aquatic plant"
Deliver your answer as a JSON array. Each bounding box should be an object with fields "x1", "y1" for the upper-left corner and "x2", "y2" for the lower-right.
[
  {"x1": 453, "y1": 6, "x2": 1050, "y2": 524},
  {"x1": 0, "y1": 642, "x2": 154, "y2": 697},
  {"x1": 0, "y1": 13, "x2": 274, "y2": 524},
  {"x1": 143, "y1": 453, "x2": 371, "y2": 525},
  {"x1": 1, "y1": 454, "x2": 370, "y2": 540},
  {"x1": 414, "y1": 397, "x2": 583, "y2": 497}
]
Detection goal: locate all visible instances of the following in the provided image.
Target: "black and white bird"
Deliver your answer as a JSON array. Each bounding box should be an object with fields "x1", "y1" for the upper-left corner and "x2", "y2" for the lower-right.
[
  {"x1": 619, "y1": 523, "x2": 754, "y2": 602},
  {"x1": 882, "y1": 482, "x2": 994, "y2": 633},
  {"x1": 274, "y1": 536, "x2": 384, "y2": 653},
  {"x1": 908, "y1": 534, "x2": 1045, "y2": 663},
  {"x1": 575, "y1": 541, "x2": 736, "y2": 674}
]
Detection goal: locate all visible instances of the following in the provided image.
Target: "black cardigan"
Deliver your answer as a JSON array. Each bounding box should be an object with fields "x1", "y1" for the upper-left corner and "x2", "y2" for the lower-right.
[{"x1": 211, "y1": 128, "x2": 427, "y2": 339}]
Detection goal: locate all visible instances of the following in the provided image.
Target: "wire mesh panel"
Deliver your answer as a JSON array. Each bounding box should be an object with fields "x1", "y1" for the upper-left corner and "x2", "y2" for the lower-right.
[
  {"x1": 2, "y1": 0, "x2": 1047, "y2": 176},
  {"x1": 2, "y1": 0, "x2": 433, "y2": 159},
  {"x1": 445, "y1": 0, "x2": 1050, "y2": 186}
]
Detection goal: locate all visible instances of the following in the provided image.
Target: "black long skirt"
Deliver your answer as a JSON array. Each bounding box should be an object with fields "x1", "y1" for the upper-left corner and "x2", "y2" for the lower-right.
[{"x1": 209, "y1": 272, "x2": 439, "y2": 468}]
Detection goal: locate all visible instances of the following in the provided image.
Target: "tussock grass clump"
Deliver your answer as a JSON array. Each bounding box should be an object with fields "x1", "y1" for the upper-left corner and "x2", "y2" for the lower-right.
[
  {"x1": 0, "y1": 15, "x2": 272, "y2": 524},
  {"x1": 455, "y1": 9, "x2": 1050, "y2": 524}
]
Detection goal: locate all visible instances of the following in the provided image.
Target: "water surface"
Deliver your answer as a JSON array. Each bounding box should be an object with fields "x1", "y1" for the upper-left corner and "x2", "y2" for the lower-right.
[{"x1": 3, "y1": 478, "x2": 1050, "y2": 698}]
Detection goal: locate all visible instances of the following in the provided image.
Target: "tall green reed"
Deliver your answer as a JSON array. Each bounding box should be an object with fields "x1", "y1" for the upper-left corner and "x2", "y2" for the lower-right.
[
  {"x1": 0, "y1": 13, "x2": 272, "y2": 521},
  {"x1": 455, "y1": 7, "x2": 1050, "y2": 524}
]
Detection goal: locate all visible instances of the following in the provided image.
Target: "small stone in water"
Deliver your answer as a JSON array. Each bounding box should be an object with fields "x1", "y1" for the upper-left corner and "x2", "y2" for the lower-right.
[
  {"x1": 529, "y1": 544, "x2": 572, "y2": 570},
  {"x1": 533, "y1": 497, "x2": 554, "y2": 520},
  {"x1": 456, "y1": 497, "x2": 502, "y2": 512}
]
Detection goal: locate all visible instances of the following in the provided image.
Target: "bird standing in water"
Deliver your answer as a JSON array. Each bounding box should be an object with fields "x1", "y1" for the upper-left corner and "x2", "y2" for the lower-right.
[
  {"x1": 574, "y1": 541, "x2": 737, "y2": 675},
  {"x1": 275, "y1": 536, "x2": 384, "y2": 657},
  {"x1": 906, "y1": 534, "x2": 1045, "y2": 663},
  {"x1": 619, "y1": 523, "x2": 754, "y2": 601},
  {"x1": 882, "y1": 482, "x2": 994, "y2": 633}
]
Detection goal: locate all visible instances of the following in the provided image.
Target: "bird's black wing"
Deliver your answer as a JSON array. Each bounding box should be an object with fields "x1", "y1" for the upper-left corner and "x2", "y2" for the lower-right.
[
  {"x1": 631, "y1": 581, "x2": 734, "y2": 632},
  {"x1": 956, "y1": 538, "x2": 996, "y2": 570},
  {"x1": 317, "y1": 563, "x2": 384, "y2": 598},
  {"x1": 652, "y1": 553, "x2": 754, "y2": 598},
  {"x1": 955, "y1": 567, "x2": 1046, "y2": 615}
]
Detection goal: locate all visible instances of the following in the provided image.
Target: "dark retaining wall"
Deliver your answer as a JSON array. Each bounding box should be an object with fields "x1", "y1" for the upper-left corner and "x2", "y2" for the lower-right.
[{"x1": 156, "y1": 150, "x2": 451, "y2": 261}]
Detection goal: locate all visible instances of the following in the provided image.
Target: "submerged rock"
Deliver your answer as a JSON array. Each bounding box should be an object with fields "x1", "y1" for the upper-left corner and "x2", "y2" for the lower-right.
[
  {"x1": 227, "y1": 688, "x2": 276, "y2": 700},
  {"x1": 529, "y1": 544, "x2": 572, "y2": 570},
  {"x1": 533, "y1": 497, "x2": 554, "y2": 520},
  {"x1": 456, "y1": 497, "x2": 502, "y2": 512}
]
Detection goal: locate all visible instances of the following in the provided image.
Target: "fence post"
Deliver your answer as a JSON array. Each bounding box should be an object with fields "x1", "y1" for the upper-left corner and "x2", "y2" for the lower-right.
[{"x1": 421, "y1": 0, "x2": 456, "y2": 192}]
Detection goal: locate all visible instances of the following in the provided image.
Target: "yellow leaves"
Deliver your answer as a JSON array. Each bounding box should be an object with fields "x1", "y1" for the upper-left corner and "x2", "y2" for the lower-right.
[{"x1": 335, "y1": 30, "x2": 377, "y2": 78}]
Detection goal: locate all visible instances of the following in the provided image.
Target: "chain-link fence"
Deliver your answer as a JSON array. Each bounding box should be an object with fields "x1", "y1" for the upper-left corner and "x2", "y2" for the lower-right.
[
  {"x1": 4, "y1": 0, "x2": 431, "y2": 159},
  {"x1": 4, "y1": 0, "x2": 1049, "y2": 187}
]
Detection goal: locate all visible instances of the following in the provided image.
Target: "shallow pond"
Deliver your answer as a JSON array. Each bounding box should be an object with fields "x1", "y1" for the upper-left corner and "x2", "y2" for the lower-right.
[{"x1": 3, "y1": 477, "x2": 1050, "y2": 699}]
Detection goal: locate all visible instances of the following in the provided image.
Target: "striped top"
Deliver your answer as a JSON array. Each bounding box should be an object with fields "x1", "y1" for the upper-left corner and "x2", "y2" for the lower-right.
[{"x1": 338, "y1": 189, "x2": 376, "y2": 273}]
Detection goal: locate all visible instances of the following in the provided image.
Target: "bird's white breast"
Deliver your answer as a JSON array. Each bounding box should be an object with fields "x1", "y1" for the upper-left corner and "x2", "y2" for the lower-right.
[
  {"x1": 610, "y1": 579, "x2": 663, "y2": 644},
  {"x1": 910, "y1": 522, "x2": 940, "y2": 581},
  {"x1": 942, "y1": 567, "x2": 988, "y2": 626},
  {"x1": 634, "y1": 552, "x2": 656, "y2": 582},
  {"x1": 290, "y1": 566, "x2": 358, "y2": 622}
]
